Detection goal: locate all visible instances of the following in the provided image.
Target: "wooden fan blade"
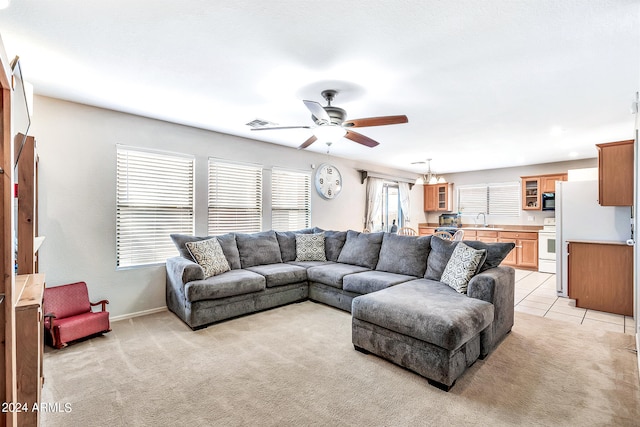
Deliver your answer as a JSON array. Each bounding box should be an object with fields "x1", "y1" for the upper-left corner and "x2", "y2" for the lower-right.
[
  {"x1": 251, "y1": 126, "x2": 311, "y2": 131},
  {"x1": 298, "y1": 135, "x2": 317, "y2": 150},
  {"x1": 303, "y1": 100, "x2": 331, "y2": 123},
  {"x1": 342, "y1": 115, "x2": 408, "y2": 128},
  {"x1": 345, "y1": 130, "x2": 379, "y2": 148}
]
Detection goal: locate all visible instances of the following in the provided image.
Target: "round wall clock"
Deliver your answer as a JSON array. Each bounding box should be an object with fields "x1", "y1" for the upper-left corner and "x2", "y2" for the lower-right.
[{"x1": 314, "y1": 163, "x2": 343, "y2": 200}]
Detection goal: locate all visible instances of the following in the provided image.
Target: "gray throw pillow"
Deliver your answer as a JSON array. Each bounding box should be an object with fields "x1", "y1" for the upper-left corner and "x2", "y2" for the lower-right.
[
  {"x1": 295, "y1": 233, "x2": 327, "y2": 261},
  {"x1": 424, "y1": 236, "x2": 460, "y2": 281},
  {"x1": 235, "y1": 230, "x2": 283, "y2": 268},
  {"x1": 462, "y1": 240, "x2": 515, "y2": 272},
  {"x1": 441, "y1": 242, "x2": 487, "y2": 293},
  {"x1": 337, "y1": 230, "x2": 384, "y2": 269},
  {"x1": 323, "y1": 230, "x2": 348, "y2": 262},
  {"x1": 275, "y1": 229, "x2": 314, "y2": 262},
  {"x1": 376, "y1": 233, "x2": 431, "y2": 277}
]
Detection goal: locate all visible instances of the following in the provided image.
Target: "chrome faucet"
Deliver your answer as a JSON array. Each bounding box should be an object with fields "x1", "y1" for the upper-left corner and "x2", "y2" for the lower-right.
[{"x1": 476, "y1": 212, "x2": 488, "y2": 227}]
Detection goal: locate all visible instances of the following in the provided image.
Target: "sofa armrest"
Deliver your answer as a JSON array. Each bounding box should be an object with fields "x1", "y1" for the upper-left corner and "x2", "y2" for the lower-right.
[
  {"x1": 467, "y1": 266, "x2": 515, "y2": 356},
  {"x1": 166, "y1": 256, "x2": 205, "y2": 285}
]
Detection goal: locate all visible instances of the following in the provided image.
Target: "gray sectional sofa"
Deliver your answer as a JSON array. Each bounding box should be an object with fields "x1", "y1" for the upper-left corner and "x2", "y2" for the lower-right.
[{"x1": 166, "y1": 228, "x2": 515, "y2": 390}]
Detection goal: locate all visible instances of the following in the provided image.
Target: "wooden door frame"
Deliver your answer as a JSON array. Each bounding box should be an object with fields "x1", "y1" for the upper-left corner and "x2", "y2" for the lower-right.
[{"x1": 0, "y1": 34, "x2": 15, "y2": 427}]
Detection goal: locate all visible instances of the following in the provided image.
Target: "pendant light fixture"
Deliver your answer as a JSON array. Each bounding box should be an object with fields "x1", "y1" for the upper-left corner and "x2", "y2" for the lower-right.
[{"x1": 414, "y1": 159, "x2": 446, "y2": 185}]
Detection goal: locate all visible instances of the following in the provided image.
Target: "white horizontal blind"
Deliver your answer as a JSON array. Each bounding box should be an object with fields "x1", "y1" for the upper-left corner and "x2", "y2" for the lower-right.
[
  {"x1": 457, "y1": 185, "x2": 488, "y2": 214},
  {"x1": 272, "y1": 168, "x2": 311, "y2": 231},
  {"x1": 116, "y1": 147, "x2": 194, "y2": 268},
  {"x1": 208, "y1": 159, "x2": 263, "y2": 234},
  {"x1": 488, "y1": 182, "x2": 520, "y2": 216},
  {"x1": 458, "y1": 182, "x2": 520, "y2": 217}
]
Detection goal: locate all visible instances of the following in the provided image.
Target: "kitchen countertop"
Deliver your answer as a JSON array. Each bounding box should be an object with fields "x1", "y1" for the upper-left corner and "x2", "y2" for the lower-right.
[
  {"x1": 566, "y1": 240, "x2": 631, "y2": 246},
  {"x1": 418, "y1": 223, "x2": 543, "y2": 232}
]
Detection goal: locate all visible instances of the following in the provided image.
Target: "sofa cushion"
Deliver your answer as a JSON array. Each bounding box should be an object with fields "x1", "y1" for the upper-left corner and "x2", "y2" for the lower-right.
[
  {"x1": 441, "y1": 243, "x2": 487, "y2": 294},
  {"x1": 337, "y1": 230, "x2": 384, "y2": 269},
  {"x1": 236, "y1": 231, "x2": 283, "y2": 268},
  {"x1": 295, "y1": 232, "x2": 327, "y2": 261},
  {"x1": 184, "y1": 269, "x2": 266, "y2": 302},
  {"x1": 287, "y1": 260, "x2": 334, "y2": 268},
  {"x1": 351, "y1": 279, "x2": 494, "y2": 351},
  {"x1": 170, "y1": 233, "x2": 241, "y2": 269},
  {"x1": 343, "y1": 271, "x2": 417, "y2": 295},
  {"x1": 307, "y1": 263, "x2": 370, "y2": 289},
  {"x1": 275, "y1": 229, "x2": 315, "y2": 262},
  {"x1": 246, "y1": 263, "x2": 308, "y2": 288},
  {"x1": 463, "y1": 240, "x2": 515, "y2": 273},
  {"x1": 376, "y1": 233, "x2": 431, "y2": 277},
  {"x1": 185, "y1": 238, "x2": 231, "y2": 278},
  {"x1": 324, "y1": 230, "x2": 348, "y2": 262},
  {"x1": 424, "y1": 236, "x2": 459, "y2": 281}
]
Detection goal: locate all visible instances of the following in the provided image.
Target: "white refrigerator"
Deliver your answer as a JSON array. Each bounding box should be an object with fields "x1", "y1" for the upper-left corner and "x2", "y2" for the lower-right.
[{"x1": 555, "y1": 180, "x2": 632, "y2": 296}]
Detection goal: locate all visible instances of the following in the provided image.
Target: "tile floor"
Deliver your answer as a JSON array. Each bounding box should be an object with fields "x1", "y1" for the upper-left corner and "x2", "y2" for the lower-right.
[{"x1": 513, "y1": 269, "x2": 636, "y2": 335}]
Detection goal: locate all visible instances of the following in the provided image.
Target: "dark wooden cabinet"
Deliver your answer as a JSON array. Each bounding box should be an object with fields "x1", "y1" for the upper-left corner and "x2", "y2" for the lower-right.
[
  {"x1": 568, "y1": 241, "x2": 633, "y2": 316},
  {"x1": 596, "y1": 140, "x2": 634, "y2": 206}
]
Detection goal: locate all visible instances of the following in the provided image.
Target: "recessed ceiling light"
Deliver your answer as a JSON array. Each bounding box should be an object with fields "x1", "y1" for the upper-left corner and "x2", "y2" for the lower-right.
[
  {"x1": 569, "y1": 151, "x2": 579, "y2": 158},
  {"x1": 0, "y1": 0, "x2": 9, "y2": 10},
  {"x1": 550, "y1": 126, "x2": 565, "y2": 137}
]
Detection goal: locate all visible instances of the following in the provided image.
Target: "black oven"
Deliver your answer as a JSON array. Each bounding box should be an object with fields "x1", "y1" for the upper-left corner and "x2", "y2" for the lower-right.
[{"x1": 542, "y1": 192, "x2": 555, "y2": 211}]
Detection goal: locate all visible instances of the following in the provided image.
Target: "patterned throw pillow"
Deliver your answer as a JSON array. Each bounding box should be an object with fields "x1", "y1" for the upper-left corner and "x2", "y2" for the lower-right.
[
  {"x1": 185, "y1": 238, "x2": 231, "y2": 278},
  {"x1": 295, "y1": 232, "x2": 327, "y2": 262},
  {"x1": 441, "y1": 242, "x2": 486, "y2": 294}
]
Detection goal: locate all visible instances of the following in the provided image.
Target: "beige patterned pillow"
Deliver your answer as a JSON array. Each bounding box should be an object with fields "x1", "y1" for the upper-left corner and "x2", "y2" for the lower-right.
[
  {"x1": 295, "y1": 232, "x2": 327, "y2": 262},
  {"x1": 441, "y1": 242, "x2": 486, "y2": 293},
  {"x1": 185, "y1": 238, "x2": 230, "y2": 278}
]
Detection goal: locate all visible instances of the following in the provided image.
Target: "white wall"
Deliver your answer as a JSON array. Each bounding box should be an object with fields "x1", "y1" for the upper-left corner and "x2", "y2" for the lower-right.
[
  {"x1": 29, "y1": 96, "x2": 426, "y2": 318},
  {"x1": 426, "y1": 159, "x2": 598, "y2": 226}
]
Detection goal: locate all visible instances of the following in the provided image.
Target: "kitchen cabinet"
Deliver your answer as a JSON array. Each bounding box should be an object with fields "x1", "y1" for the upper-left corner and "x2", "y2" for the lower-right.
[
  {"x1": 521, "y1": 177, "x2": 540, "y2": 210},
  {"x1": 423, "y1": 183, "x2": 453, "y2": 212},
  {"x1": 521, "y1": 173, "x2": 567, "y2": 210},
  {"x1": 596, "y1": 140, "x2": 633, "y2": 206},
  {"x1": 418, "y1": 226, "x2": 437, "y2": 236},
  {"x1": 498, "y1": 231, "x2": 538, "y2": 269},
  {"x1": 567, "y1": 241, "x2": 632, "y2": 316},
  {"x1": 476, "y1": 230, "x2": 498, "y2": 243},
  {"x1": 540, "y1": 173, "x2": 568, "y2": 193}
]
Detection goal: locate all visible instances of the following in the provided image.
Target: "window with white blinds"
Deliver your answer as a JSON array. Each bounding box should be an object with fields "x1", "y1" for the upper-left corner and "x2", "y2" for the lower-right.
[
  {"x1": 272, "y1": 168, "x2": 311, "y2": 231},
  {"x1": 116, "y1": 147, "x2": 194, "y2": 268},
  {"x1": 208, "y1": 159, "x2": 263, "y2": 234},
  {"x1": 457, "y1": 182, "x2": 520, "y2": 217}
]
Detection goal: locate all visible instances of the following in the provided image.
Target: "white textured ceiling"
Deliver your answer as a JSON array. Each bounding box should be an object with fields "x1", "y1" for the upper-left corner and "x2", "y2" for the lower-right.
[{"x1": 0, "y1": 1, "x2": 638, "y2": 174}]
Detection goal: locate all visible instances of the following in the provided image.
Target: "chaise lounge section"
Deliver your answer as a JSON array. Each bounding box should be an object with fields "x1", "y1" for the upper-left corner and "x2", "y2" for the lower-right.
[{"x1": 165, "y1": 228, "x2": 515, "y2": 389}]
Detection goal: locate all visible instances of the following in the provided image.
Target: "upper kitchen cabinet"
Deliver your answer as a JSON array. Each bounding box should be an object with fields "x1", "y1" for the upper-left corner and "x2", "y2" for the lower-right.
[
  {"x1": 423, "y1": 183, "x2": 453, "y2": 212},
  {"x1": 596, "y1": 139, "x2": 634, "y2": 206},
  {"x1": 521, "y1": 173, "x2": 567, "y2": 210},
  {"x1": 540, "y1": 173, "x2": 568, "y2": 193}
]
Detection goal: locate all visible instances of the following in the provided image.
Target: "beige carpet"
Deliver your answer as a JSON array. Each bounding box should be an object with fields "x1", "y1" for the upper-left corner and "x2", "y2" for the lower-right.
[{"x1": 41, "y1": 301, "x2": 639, "y2": 426}]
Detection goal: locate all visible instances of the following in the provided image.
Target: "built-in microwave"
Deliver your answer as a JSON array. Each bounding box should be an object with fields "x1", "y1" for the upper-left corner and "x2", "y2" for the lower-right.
[{"x1": 542, "y1": 192, "x2": 555, "y2": 211}]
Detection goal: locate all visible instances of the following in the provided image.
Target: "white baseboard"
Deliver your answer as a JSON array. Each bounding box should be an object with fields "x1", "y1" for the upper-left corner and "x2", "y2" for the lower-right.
[{"x1": 110, "y1": 306, "x2": 168, "y2": 323}]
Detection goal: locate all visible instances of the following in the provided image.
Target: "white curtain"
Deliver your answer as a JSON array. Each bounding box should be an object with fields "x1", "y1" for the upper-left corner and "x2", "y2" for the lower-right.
[
  {"x1": 364, "y1": 177, "x2": 384, "y2": 231},
  {"x1": 398, "y1": 182, "x2": 411, "y2": 224}
]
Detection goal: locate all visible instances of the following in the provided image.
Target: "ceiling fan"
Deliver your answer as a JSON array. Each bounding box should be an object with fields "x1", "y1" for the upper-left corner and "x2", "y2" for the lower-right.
[{"x1": 251, "y1": 89, "x2": 408, "y2": 149}]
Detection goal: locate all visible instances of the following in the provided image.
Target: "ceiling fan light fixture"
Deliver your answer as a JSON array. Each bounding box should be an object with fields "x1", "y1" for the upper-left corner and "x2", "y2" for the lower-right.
[{"x1": 312, "y1": 124, "x2": 347, "y2": 142}]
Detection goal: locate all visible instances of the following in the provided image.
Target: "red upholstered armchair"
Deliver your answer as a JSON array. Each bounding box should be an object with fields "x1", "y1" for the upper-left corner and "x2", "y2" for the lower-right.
[{"x1": 43, "y1": 281, "x2": 111, "y2": 349}]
